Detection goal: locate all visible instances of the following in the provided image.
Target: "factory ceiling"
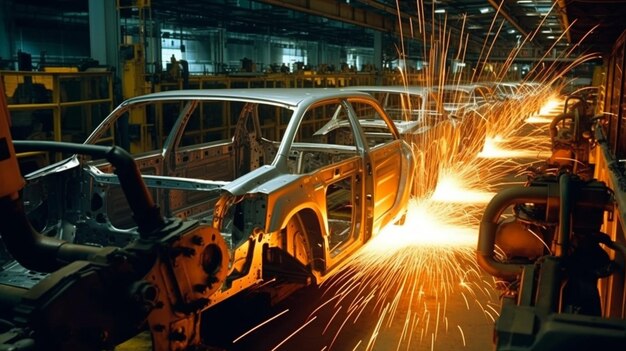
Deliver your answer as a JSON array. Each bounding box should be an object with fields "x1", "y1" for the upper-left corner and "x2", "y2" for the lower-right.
[{"x1": 8, "y1": 0, "x2": 626, "y2": 58}]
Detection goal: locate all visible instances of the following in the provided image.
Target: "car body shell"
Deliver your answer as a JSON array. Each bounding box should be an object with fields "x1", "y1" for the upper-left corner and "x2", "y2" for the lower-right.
[{"x1": 12, "y1": 88, "x2": 415, "y2": 306}]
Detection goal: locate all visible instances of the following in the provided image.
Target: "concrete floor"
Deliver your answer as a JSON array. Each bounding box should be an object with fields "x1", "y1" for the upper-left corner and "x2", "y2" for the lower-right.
[{"x1": 118, "y1": 99, "x2": 563, "y2": 351}]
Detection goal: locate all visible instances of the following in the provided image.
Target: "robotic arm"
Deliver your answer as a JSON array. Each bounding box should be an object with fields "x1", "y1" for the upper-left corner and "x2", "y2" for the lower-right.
[{"x1": 0, "y1": 81, "x2": 229, "y2": 350}]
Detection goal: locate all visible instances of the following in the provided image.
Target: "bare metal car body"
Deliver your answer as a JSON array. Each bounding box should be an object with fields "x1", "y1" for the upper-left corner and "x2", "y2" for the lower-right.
[{"x1": 14, "y1": 88, "x2": 414, "y2": 305}]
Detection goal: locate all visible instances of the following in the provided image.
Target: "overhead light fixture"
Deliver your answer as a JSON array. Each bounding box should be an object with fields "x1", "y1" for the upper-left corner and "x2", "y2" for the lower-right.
[
  {"x1": 479, "y1": 7, "x2": 491, "y2": 14},
  {"x1": 517, "y1": 0, "x2": 533, "y2": 3},
  {"x1": 434, "y1": 9, "x2": 446, "y2": 14},
  {"x1": 546, "y1": 35, "x2": 556, "y2": 39},
  {"x1": 507, "y1": 29, "x2": 516, "y2": 34},
  {"x1": 541, "y1": 29, "x2": 552, "y2": 33},
  {"x1": 468, "y1": 25, "x2": 482, "y2": 29},
  {"x1": 538, "y1": 7, "x2": 551, "y2": 14}
]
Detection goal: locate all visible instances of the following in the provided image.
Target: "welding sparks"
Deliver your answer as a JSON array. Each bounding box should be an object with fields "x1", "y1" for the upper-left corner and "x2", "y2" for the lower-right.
[
  {"x1": 268, "y1": 0, "x2": 597, "y2": 349},
  {"x1": 539, "y1": 97, "x2": 563, "y2": 116},
  {"x1": 314, "y1": 194, "x2": 495, "y2": 350},
  {"x1": 309, "y1": 86, "x2": 563, "y2": 350},
  {"x1": 232, "y1": 309, "x2": 290, "y2": 343}
]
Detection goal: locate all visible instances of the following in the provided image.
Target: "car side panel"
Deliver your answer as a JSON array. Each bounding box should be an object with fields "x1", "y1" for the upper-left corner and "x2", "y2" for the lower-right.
[
  {"x1": 169, "y1": 142, "x2": 234, "y2": 220},
  {"x1": 368, "y1": 140, "x2": 403, "y2": 221}
]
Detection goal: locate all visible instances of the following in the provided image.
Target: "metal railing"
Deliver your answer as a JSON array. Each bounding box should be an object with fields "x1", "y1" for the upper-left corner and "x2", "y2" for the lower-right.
[{"x1": 1, "y1": 70, "x2": 114, "y2": 161}]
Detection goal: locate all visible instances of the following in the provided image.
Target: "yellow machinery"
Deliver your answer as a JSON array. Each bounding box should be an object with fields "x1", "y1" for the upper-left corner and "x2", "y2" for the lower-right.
[
  {"x1": 120, "y1": 43, "x2": 152, "y2": 153},
  {"x1": 118, "y1": 0, "x2": 151, "y2": 154}
]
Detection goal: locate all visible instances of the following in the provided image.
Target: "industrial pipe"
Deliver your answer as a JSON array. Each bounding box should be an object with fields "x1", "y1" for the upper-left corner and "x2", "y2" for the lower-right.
[
  {"x1": 477, "y1": 185, "x2": 551, "y2": 280},
  {"x1": 0, "y1": 196, "x2": 103, "y2": 272},
  {"x1": 0, "y1": 141, "x2": 165, "y2": 272},
  {"x1": 555, "y1": 173, "x2": 571, "y2": 257}
]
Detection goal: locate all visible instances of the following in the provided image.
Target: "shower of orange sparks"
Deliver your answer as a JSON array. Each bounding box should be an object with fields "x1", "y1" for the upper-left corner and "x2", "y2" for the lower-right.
[
  {"x1": 310, "y1": 76, "x2": 562, "y2": 351},
  {"x1": 375, "y1": 199, "x2": 479, "y2": 247},
  {"x1": 317, "y1": 194, "x2": 497, "y2": 350},
  {"x1": 539, "y1": 96, "x2": 563, "y2": 116},
  {"x1": 293, "y1": 1, "x2": 600, "y2": 350}
]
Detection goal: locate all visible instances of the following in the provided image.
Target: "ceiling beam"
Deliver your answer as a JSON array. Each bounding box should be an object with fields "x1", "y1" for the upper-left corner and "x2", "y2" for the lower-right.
[
  {"x1": 255, "y1": 0, "x2": 396, "y2": 33},
  {"x1": 486, "y1": 0, "x2": 530, "y2": 39},
  {"x1": 255, "y1": 0, "x2": 487, "y2": 54}
]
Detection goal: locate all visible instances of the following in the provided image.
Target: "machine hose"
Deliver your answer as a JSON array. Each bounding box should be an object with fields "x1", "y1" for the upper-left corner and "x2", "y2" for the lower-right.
[
  {"x1": 477, "y1": 185, "x2": 551, "y2": 280},
  {"x1": 0, "y1": 141, "x2": 166, "y2": 272}
]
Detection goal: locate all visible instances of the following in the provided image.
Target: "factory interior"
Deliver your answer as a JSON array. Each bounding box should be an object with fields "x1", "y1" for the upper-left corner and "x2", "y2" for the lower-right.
[{"x1": 2, "y1": 0, "x2": 626, "y2": 350}]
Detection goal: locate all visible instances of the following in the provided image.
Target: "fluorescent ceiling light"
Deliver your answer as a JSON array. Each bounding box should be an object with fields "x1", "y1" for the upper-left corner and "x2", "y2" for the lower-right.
[
  {"x1": 479, "y1": 7, "x2": 491, "y2": 14},
  {"x1": 517, "y1": 0, "x2": 533, "y2": 3},
  {"x1": 547, "y1": 35, "x2": 556, "y2": 39},
  {"x1": 434, "y1": 9, "x2": 446, "y2": 13},
  {"x1": 507, "y1": 29, "x2": 516, "y2": 34}
]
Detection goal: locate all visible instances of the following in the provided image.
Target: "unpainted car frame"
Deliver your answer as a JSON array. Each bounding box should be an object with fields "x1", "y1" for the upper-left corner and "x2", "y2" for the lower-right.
[{"x1": 15, "y1": 88, "x2": 415, "y2": 306}]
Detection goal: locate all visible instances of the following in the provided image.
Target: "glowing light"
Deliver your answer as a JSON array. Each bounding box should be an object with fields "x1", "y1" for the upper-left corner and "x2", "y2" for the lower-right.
[
  {"x1": 525, "y1": 115, "x2": 553, "y2": 124},
  {"x1": 430, "y1": 174, "x2": 495, "y2": 204},
  {"x1": 539, "y1": 97, "x2": 562, "y2": 115},
  {"x1": 316, "y1": 193, "x2": 494, "y2": 350},
  {"x1": 479, "y1": 136, "x2": 551, "y2": 159},
  {"x1": 374, "y1": 199, "x2": 478, "y2": 247}
]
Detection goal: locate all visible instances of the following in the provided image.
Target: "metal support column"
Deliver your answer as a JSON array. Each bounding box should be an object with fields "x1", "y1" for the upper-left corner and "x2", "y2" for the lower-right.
[
  {"x1": 373, "y1": 31, "x2": 382, "y2": 85},
  {"x1": 89, "y1": 0, "x2": 120, "y2": 74},
  {"x1": 0, "y1": 1, "x2": 12, "y2": 65}
]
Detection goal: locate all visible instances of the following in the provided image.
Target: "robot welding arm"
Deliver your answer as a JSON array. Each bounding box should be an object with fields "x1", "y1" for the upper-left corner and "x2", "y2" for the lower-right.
[
  {"x1": 0, "y1": 82, "x2": 229, "y2": 350},
  {"x1": 0, "y1": 78, "x2": 25, "y2": 200},
  {"x1": 1, "y1": 83, "x2": 105, "y2": 272},
  {"x1": 2, "y1": 71, "x2": 172, "y2": 268}
]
